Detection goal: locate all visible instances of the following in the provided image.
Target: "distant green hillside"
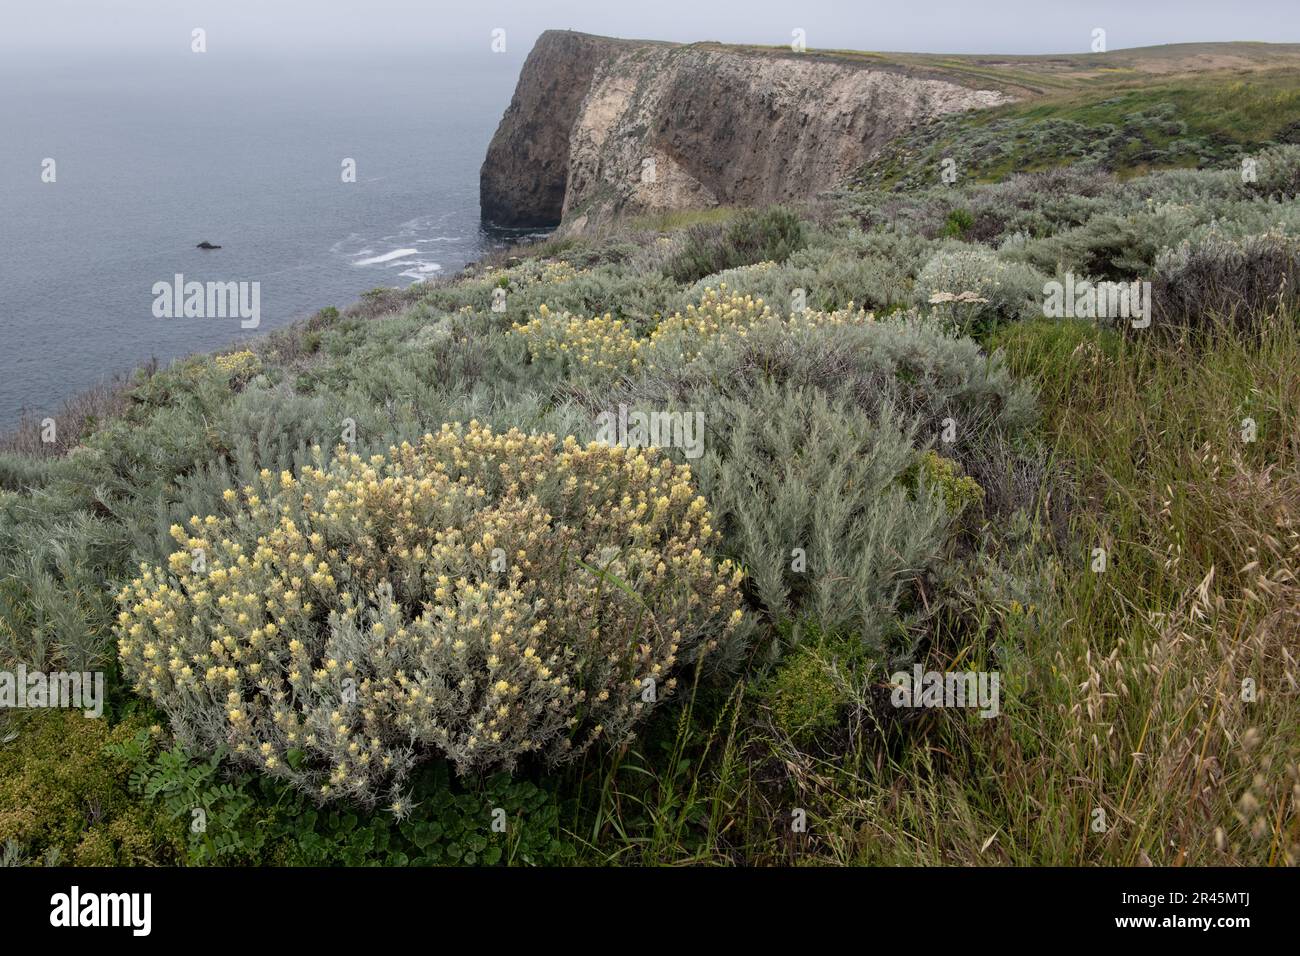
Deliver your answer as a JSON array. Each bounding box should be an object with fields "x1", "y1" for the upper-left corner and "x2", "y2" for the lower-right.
[
  {"x1": 685, "y1": 40, "x2": 1300, "y2": 190},
  {"x1": 857, "y1": 69, "x2": 1300, "y2": 189}
]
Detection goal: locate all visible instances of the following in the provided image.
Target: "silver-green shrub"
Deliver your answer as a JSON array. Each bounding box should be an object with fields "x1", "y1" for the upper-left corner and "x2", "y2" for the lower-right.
[
  {"x1": 647, "y1": 310, "x2": 1035, "y2": 458},
  {"x1": 694, "y1": 381, "x2": 950, "y2": 650},
  {"x1": 117, "y1": 423, "x2": 749, "y2": 806},
  {"x1": 915, "y1": 244, "x2": 1048, "y2": 332}
]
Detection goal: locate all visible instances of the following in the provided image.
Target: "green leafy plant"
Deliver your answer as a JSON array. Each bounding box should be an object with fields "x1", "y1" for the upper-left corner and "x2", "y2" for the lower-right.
[
  {"x1": 943, "y1": 208, "x2": 975, "y2": 238},
  {"x1": 109, "y1": 727, "x2": 574, "y2": 865},
  {"x1": 666, "y1": 207, "x2": 807, "y2": 284},
  {"x1": 0, "y1": 711, "x2": 182, "y2": 866}
]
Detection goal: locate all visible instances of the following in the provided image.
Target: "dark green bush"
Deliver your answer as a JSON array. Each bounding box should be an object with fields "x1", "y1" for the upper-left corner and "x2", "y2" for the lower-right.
[
  {"x1": 1151, "y1": 231, "x2": 1300, "y2": 336},
  {"x1": 666, "y1": 207, "x2": 807, "y2": 283},
  {"x1": 943, "y1": 208, "x2": 975, "y2": 239},
  {"x1": 760, "y1": 643, "x2": 846, "y2": 744},
  {"x1": 1018, "y1": 212, "x2": 1164, "y2": 280}
]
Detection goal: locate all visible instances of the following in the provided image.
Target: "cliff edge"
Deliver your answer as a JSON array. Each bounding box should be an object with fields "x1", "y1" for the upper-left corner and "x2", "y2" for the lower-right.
[{"x1": 479, "y1": 31, "x2": 1013, "y2": 233}]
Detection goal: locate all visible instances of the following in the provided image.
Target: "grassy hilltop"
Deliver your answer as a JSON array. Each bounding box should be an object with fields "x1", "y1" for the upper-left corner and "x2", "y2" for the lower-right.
[{"x1": 1, "y1": 42, "x2": 1299, "y2": 867}]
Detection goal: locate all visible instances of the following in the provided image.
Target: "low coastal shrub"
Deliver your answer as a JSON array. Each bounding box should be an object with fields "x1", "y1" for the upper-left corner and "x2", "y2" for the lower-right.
[
  {"x1": 117, "y1": 423, "x2": 749, "y2": 805},
  {"x1": 685, "y1": 243, "x2": 915, "y2": 314},
  {"x1": 652, "y1": 311, "x2": 1036, "y2": 465},
  {"x1": 511, "y1": 305, "x2": 644, "y2": 380},
  {"x1": 1246, "y1": 143, "x2": 1300, "y2": 200},
  {"x1": 665, "y1": 207, "x2": 807, "y2": 284},
  {"x1": 1014, "y1": 211, "x2": 1170, "y2": 280},
  {"x1": 0, "y1": 501, "x2": 125, "y2": 672},
  {"x1": 214, "y1": 350, "x2": 263, "y2": 384},
  {"x1": 915, "y1": 245, "x2": 1047, "y2": 334},
  {"x1": 1151, "y1": 230, "x2": 1300, "y2": 335},
  {"x1": 693, "y1": 382, "x2": 950, "y2": 648}
]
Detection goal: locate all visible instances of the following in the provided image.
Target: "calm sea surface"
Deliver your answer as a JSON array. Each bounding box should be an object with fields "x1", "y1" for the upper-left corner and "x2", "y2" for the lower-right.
[{"x1": 0, "y1": 50, "x2": 530, "y2": 427}]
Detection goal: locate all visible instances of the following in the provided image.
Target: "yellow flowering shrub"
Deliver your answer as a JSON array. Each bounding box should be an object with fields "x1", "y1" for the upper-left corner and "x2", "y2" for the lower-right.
[
  {"x1": 511, "y1": 289, "x2": 876, "y2": 381},
  {"x1": 534, "y1": 260, "x2": 587, "y2": 285},
  {"x1": 483, "y1": 258, "x2": 588, "y2": 289},
  {"x1": 511, "y1": 304, "x2": 643, "y2": 375},
  {"x1": 707, "y1": 303, "x2": 875, "y2": 350},
  {"x1": 116, "y1": 422, "x2": 747, "y2": 805},
  {"x1": 645, "y1": 292, "x2": 875, "y2": 372},
  {"x1": 647, "y1": 285, "x2": 774, "y2": 359},
  {"x1": 214, "y1": 349, "x2": 262, "y2": 383}
]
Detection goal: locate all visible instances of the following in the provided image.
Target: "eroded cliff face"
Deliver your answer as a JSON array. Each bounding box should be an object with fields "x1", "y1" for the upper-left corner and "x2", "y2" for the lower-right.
[
  {"x1": 480, "y1": 31, "x2": 1013, "y2": 233},
  {"x1": 478, "y1": 32, "x2": 647, "y2": 229}
]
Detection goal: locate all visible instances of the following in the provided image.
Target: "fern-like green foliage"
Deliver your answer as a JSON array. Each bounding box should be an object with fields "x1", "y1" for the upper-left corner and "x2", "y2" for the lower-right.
[{"x1": 107, "y1": 728, "x2": 572, "y2": 866}]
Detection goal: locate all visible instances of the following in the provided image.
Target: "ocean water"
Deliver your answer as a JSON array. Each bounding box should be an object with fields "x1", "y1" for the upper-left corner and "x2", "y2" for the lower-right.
[{"x1": 0, "y1": 50, "x2": 530, "y2": 428}]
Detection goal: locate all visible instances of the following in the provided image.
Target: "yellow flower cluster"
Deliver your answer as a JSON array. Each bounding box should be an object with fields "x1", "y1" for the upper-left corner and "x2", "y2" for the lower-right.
[
  {"x1": 697, "y1": 261, "x2": 777, "y2": 285},
  {"x1": 484, "y1": 258, "x2": 588, "y2": 289},
  {"x1": 643, "y1": 289, "x2": 875, "y2": 371},
  {"x1": 214, "y1": 349, "x2": 262, "y2": 382},
  {"x1": 509, "y1": 288, "x2": 878, "y2": 381},
  {"x1": 648, "y1": 285, "x2": 774, "y2": 356},
  {"x1": 535, "y1": 261, "x2": 586, "y2": 285},
  {"x1": 116, "y1": 422, "x2": 747, "y2": 804},
  {"x1": 511, "y1": 304, "x2": 644, "y2": 375},
  {"x1": 708, "y1": 301, "x2": 875, "y2": 352}
]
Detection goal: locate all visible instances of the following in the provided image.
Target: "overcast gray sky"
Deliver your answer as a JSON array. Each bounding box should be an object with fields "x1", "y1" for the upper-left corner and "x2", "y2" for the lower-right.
[{"x1": 2, "y1": 0, "x2": 1298, "y2": 58}]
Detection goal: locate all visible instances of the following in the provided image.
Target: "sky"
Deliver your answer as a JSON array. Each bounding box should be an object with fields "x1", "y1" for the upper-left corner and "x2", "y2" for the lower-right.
[{"x1": 1, "y1": 0, "x2": 1298, "y2": 59}]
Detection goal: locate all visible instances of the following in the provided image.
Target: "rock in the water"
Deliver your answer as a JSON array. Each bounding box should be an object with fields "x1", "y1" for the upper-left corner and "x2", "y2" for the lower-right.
[{"x1": 196, "y1": 241, "x2": 222, "y2": 249}]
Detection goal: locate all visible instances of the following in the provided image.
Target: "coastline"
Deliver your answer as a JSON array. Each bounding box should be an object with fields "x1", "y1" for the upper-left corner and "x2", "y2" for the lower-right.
[{"x1": 0, "y1": 225, "x2": 555, "y2": 456}]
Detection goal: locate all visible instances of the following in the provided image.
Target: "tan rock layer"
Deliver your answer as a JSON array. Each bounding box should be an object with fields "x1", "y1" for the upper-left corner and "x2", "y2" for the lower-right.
[{"x1": 480, "y1": 31, "x2": 1012, "y2": 233}]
